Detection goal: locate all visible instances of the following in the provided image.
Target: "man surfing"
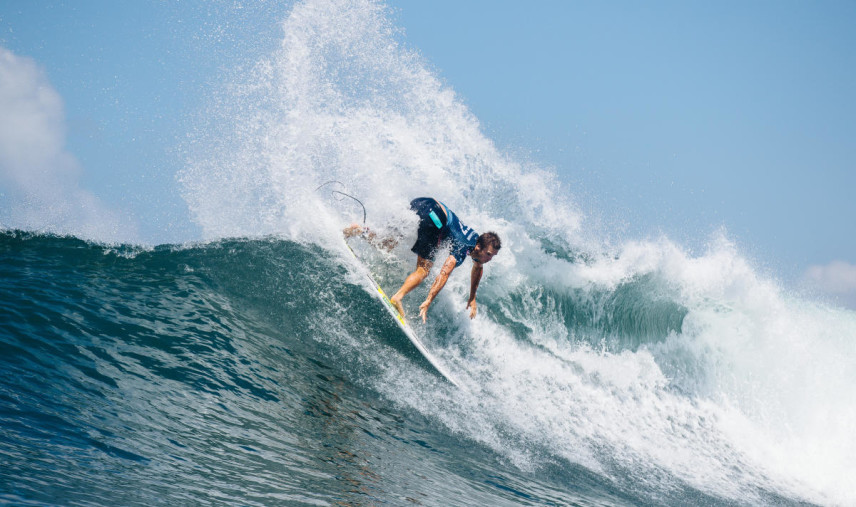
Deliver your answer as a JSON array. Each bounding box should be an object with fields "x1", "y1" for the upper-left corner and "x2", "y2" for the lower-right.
[{"x1": 345, "y1": 197, "x2": 501, "y2": 323}]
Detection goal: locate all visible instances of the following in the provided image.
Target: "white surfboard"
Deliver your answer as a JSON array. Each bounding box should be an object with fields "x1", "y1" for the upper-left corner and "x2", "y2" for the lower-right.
[{"x1": 344, "y1": 239, "x2": 460, "y2": 387}]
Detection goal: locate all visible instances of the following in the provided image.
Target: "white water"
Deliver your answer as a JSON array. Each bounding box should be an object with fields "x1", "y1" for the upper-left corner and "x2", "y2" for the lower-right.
[{"x1": 179, "y1": 0, "x2": 856, "y2": 504}]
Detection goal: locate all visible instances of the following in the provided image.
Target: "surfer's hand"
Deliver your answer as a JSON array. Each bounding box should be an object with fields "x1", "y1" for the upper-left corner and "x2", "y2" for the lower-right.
[
  {"x1": 467, "y1": 299, "x2": 477, "y2": 319},
  {"x1": 419, "y1": 299, "x2": 431, "y2": 323}
]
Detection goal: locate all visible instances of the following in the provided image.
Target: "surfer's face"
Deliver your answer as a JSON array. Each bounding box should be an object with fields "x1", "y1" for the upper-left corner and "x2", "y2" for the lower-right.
[{"x1": 472, "y1": 245, "x2": 498, "y2": 264}]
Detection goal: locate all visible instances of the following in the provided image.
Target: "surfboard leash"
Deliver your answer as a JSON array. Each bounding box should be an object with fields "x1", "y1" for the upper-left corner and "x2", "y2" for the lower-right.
[{"x1": 315, "y1": 180, "x2": 367, "y2": 224}]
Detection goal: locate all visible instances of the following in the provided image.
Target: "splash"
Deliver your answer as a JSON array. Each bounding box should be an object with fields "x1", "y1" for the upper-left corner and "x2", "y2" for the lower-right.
[{"x1": 179, "y1": 0, "x2": 579, "y2": 244}]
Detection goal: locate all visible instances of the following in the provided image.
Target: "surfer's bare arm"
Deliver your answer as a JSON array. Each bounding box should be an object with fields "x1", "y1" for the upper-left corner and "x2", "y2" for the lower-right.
[
  {"x1": 467, "y1": 261, "x2": 483, "y2": 319},
  {"x1": 419, "y1": 255, "x2": 457, "y2": 323}
]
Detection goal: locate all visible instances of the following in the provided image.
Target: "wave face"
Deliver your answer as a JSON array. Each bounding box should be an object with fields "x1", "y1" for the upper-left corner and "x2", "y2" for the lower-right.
[
  {"x1": 4, "y1": 0, "x2": 856, "y2": 505},
  {"x1": 0, "y1": 231, "x2": 646, "y2": 506},
  {"x1": 3, "y1": 230, "x2": 853, "y2": 506}
]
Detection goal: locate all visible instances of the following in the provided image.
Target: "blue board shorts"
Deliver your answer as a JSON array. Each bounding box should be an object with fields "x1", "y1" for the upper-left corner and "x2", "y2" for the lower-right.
[{"x1": 409, "y1": 198, "x2": 446, "y2": 261}]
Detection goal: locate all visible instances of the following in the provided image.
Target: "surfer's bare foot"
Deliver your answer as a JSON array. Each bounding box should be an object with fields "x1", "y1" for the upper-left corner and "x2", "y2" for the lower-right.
[
  {"x1": 343, "y1": 223, "x2": 363, "y2": 238},
  {"x1": 390, "y1": 295, "x2": 405, "y2": 318}
]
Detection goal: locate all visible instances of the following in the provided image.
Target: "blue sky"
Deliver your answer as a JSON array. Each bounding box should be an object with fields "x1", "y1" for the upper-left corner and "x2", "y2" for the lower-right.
[
  {"x1": 1, "y1": 1, "x2": 855, "y2": 300},
  {"x1": 394, "y1": 2, "x2": 856, "y2": 269}
]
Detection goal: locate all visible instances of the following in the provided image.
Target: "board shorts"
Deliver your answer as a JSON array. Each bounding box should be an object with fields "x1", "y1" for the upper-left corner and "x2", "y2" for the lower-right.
[
  {"x1": 409, "y1": 198, "x2": 447, "y2": 261},
  {"x1": 409, "y1": 198, "x2": 479, "y2": 265}
]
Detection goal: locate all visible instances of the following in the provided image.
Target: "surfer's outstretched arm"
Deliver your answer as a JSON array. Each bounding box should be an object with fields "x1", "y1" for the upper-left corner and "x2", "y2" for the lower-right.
[
  {"x1": 419, "y1": 255, "x2": 457, "y2": 323},
  {"x1": 467, "y1": 262, "x2": 483, "y2": 319}
]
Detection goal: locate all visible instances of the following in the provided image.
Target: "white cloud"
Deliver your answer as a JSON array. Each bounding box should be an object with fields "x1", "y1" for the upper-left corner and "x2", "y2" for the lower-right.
[
  {"x1": 802, "y1": 260, "x2": 856, "y2": 309},
  {"x1": 0, "y1": 47, "x2": 131, "y2": 242}
]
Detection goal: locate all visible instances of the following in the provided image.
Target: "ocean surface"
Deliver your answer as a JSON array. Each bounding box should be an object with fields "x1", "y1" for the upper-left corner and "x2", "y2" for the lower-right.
[
  {"x1": 3, "y1": 0, "x2": 855, "y2": 505},
  {"x1": 1, "y1": 230, "x2": 852, "y2": 506}
]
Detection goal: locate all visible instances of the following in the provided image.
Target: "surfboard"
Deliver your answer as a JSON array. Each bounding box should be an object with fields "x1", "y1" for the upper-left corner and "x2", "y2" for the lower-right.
[{"x1": 343, "y1": 239, "x2": 460, "y2": 387}]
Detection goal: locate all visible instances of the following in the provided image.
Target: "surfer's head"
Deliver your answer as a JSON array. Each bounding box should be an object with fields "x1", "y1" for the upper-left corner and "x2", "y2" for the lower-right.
[{"x1": 472, "y1": 232, "x2": 501, "y2": 264}]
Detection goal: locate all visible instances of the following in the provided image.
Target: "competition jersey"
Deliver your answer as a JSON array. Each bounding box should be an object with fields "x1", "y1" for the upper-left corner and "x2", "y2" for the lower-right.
[{"x1": 439, "y1": 202, "x2": 479, "y2": 266}]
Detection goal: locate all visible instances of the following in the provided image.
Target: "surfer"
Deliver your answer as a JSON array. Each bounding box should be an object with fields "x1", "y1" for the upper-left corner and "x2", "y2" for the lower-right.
[{"x1": 345, "y1": 197, "x2": 501, "y2": 323}]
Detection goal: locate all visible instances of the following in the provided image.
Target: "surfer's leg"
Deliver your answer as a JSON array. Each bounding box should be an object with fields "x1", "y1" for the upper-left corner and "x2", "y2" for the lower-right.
[{"x1": 390, "y1": 256, "x2": 432, "y2": 317}]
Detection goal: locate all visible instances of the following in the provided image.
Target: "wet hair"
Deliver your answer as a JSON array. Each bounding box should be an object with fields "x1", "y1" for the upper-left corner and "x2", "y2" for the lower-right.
[{"x1": 477, "y1": 231, "x2": 502, "y2": 251}]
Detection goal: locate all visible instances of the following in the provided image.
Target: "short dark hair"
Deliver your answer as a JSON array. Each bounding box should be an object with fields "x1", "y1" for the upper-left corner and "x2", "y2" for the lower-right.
[{"x1": 477, "y1": 231, "x2": 501, "y2": 251}]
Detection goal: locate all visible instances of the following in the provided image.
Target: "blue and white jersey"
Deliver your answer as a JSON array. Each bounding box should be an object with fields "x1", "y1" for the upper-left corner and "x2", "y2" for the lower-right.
[{"x1": 439, "y1": 202, "x2": 479, "y2": 266}]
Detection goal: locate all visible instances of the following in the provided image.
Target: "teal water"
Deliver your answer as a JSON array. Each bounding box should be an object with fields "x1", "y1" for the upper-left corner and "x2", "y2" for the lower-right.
[
  {"x1": 0, "y1": 232, "x2": 611, "y2": 505},
  {"x1": 1, "y1": 231, "x2": 833, "y2": 505}
]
